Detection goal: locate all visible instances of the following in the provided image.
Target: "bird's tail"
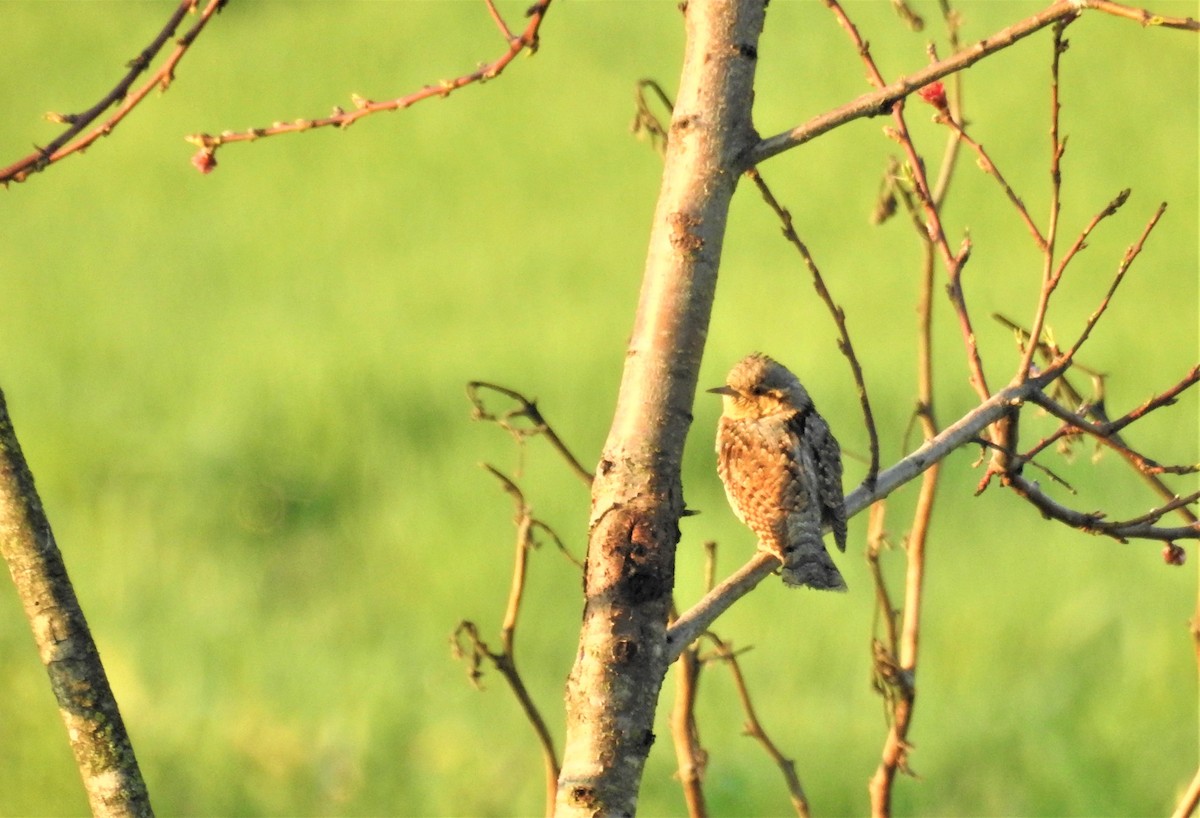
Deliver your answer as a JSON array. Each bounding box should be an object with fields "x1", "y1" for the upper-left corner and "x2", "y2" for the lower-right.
[{"x1": 779, "y1": 542, "x2": 847, "y2": 591}]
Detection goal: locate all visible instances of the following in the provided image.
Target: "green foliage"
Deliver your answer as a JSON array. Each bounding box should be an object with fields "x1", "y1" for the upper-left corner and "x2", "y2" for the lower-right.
[{"x1": 1, "y1": 1, "x2": 1196, "y2": 815}]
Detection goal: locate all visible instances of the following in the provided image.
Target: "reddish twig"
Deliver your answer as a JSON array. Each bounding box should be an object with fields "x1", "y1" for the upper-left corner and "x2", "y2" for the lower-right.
[
  {"x1": 821, "y1": 0, "x2": 989, "y2": 403},
  {"x1": 1006, "y1": 475, "x2": 1199, "y2": 543},
  {"x1": 1055, "y1": 202, "x2": 1168, "y2": 369},
  {"x1": 1014, "y1": 19, "x2": 1070, "y2": 381},
  {"x1": 670, "y1": 625, "x2": 708, "y2": 818},
  {"x1": 749, "y1": 0, "x2": 1197, "y2": 168},
  {"x1": 868, "y1": 456, "x2": 937, "y2": 815},
  {"x1": 998, "y1": 314, "x2": 1200, "y2": 524},
  {"x1": 186, "y1": 0, "x2": 552, "y2": 169},
  {"x1": 1024, "y1": 369, "x2": 1200, "y2": 475},
  {"x1": 938, "y1": 115, "x2": 1049, "y2": 251},
  {"x1": 868, "y1": 120, "x2": 945, "y2": 804},
  {"x1": 1, "y1": 0, "x2": 226, "y2": 186}
]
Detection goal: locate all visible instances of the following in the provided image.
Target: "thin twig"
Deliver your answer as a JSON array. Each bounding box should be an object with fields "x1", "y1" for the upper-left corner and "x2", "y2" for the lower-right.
[
  {"x1": 1006, "y1": 474, "x2": 1199, "y2": 542},
  {"x1": 869, "y1": 107, "x2": 947, "y2": 802},
  {"x1": 821, "y1": 0, "x2": 990, "y2": 403},
  {"x1": 1, "y1": 0, "x2": 225, "y2": 186},
  {"x1": 186, "y1": 0, "x2": 553, "y2": 168},
  {"x1": 670, "y1": 609, "x2": 708, "y2": 818},
  {"x1": 1014, "y1": 18, "x2": 1070, "y2": 382},
  {"x1": 1055, "y1": 202, "x2": 1168, "y2": 368},
  {"x1": 939, "y1": 115, "x2": 1048, "y2": 251},
  {"x1": 745, "y1": 167, "x2": 880, "y2": 488},
  {"x1": 998, "y1": 314, "x2": 1200, "y2": 523},
  {"x1": 452, "y1": 464, "x2": 567, "y2": 818},
  {"x1": 749, "y1": 0, "x2": 1197, "y2": 168},
  {"x1": 1024, "y1": 378, "x2": 1200, "y2": 475},
  {"x1": 702, "y1": 635, "x2": 811, "y2": 818},
  {"x1": 869, "y1": 458, "x2": 937, "y2": 815},
  {"x1": 467, "y1": 381, "x2": 594, "y2": 486}
]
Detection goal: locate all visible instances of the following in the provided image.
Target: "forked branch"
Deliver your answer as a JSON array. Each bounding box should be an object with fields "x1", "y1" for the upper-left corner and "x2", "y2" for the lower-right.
[
  {"x1": 452, "y1": 465, "x2": 572, "y2": 818},
  {"x1": 1, "y1": 0, "x2": 225, "y2": 186}
]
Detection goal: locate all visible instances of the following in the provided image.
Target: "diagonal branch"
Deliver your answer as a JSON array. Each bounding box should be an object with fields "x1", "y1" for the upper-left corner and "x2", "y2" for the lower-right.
[
  {"x1": 467, "y1": 380, "x2": 594, "y2": 486},
  {"x1": 746, "y1": 0, "x2": 1197, "y2": 168},
  {"x1": 0, "y1": 387, "x2": 153, "y2": 815},
  {"x1": 1, "y1": 0, "x2": 225, "y2": 186},
  {"x1": 1056, "y1": 202, "x2": 1168, "y2": 368},
  {"x1": 186, "y1": 0, "x2": 552, "y2": 170}
]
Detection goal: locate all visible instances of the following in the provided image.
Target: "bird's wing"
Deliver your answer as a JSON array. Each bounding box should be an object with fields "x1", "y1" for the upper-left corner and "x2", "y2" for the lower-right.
[{"x1": 786, "y1": 408, "x2": 848, "y2": 552}]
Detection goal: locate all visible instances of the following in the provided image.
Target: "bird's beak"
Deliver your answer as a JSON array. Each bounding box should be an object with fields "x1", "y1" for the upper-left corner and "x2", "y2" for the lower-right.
[{"x1": 707, "y1": 385, "x2": 738, "y2": 397}]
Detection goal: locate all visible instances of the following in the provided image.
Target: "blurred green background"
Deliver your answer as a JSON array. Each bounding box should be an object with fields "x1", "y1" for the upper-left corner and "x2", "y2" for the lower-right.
[{"x1": 1, "y1": 1, "x2": 1196, "y2": 815}]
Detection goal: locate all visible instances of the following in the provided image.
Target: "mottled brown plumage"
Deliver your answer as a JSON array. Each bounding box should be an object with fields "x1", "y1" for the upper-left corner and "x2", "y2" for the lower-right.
[{"x1": 710, "y1": 353, "x2": 848, "y2": 590}]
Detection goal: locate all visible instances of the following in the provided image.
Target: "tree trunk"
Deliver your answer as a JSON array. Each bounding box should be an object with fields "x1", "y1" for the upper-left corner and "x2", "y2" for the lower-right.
[{"x1": 554, "y1": 1, "x2": 765, "y2": 814}]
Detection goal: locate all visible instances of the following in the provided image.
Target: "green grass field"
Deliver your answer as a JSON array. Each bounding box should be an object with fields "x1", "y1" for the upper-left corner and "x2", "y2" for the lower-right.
[{"x1": 1, "y1": 2, "x2": 1197, "y2": 815}]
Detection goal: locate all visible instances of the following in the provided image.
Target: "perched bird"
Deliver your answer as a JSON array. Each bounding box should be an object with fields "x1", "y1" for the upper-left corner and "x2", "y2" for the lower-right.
[{"x1": 709, "y1": 353, "x2": 848, "y2": 590}]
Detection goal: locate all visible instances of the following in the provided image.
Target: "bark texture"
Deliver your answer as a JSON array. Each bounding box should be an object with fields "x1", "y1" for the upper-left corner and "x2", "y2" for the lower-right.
[
  {"x1": 554, "y1": 1, "x2": 766, "y2": 814},
  {"x1": 0, "y1": 388, "x2": 152, "y2": 818}
]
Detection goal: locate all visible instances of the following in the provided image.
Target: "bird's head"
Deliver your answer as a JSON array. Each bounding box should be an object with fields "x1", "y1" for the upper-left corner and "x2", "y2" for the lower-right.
[{"x1": 707, "y1": 353, "x2": 811, "y2": 420}]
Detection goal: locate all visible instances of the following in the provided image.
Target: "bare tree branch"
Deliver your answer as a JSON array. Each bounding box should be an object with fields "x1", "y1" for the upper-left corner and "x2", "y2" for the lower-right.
[
  {"x1": 1, "y1": 0, "x2": 225, "y2": 186},
  {"x1": 186, "y1": 0, "x2": 553, "y2": 171},
  {"x1": 702, "y1": 635, "x2": 811, "y2": 817},
  {"x1": 748, "y1": 0, "x2": 1197, "y2": 168},
  {"x1": 0, "y1": 388, "x2": 152, "y2": 816},
  {"x1": 452, "y1": 465, "x2": 568, "y2": 817},
  {"x1": 467, "y1": 381, "x2": 594, "y2": 487},
  {"x1": 669, "y1": 619, "x2": 708, "y2": 818}
]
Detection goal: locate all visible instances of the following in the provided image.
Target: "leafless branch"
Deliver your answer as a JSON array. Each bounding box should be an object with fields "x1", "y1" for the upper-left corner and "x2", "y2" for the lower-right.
[
  {"x1": 938, "y1": 114, "x2": 1049, "y2": 251},
  {"x1": 467, "y1": 381, "x2": 594, "y2": 486},
  {"x1": 745, "y1": 168, "x2": 881, "y2": 489},
  {"x1": 1, "y1": 0, "x2": 225, "y2": 186},
  {"x1": 186, "y1": 0, "x2": 552, "y2": 171},
  {"x1": 451, "y1": 464, "x2": 569, "y2": 817},
  {"x1": 822, "y1": 0, "x2": 990, "y2": 404},
  {"x1": 998, "y1": 315, "x2": 1200, "y2": 522},
  {"x1": 0, "y1": 388, "x2": 152, "y2": 815},
  {"x1": 702, "y1": 635, "x2": 811, "y2": 817},
  {"x1": 670, "y1": 613, "x2": 708, "y2": 818},
  {"x1": 1057, "y1": 202, "x2": 1168, "y2": 368},
  {"x1": 749, "y1": 0, "x2": 1197, "y2": 168}
]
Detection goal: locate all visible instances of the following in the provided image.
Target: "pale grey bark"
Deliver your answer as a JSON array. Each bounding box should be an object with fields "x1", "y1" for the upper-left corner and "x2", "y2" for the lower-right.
[
  {"x1": 553, "y1": 1, "x2": 767, "y2": 815},
  {"x1": 0, "y1": 388, "x2": 153, "y2": 818}
]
